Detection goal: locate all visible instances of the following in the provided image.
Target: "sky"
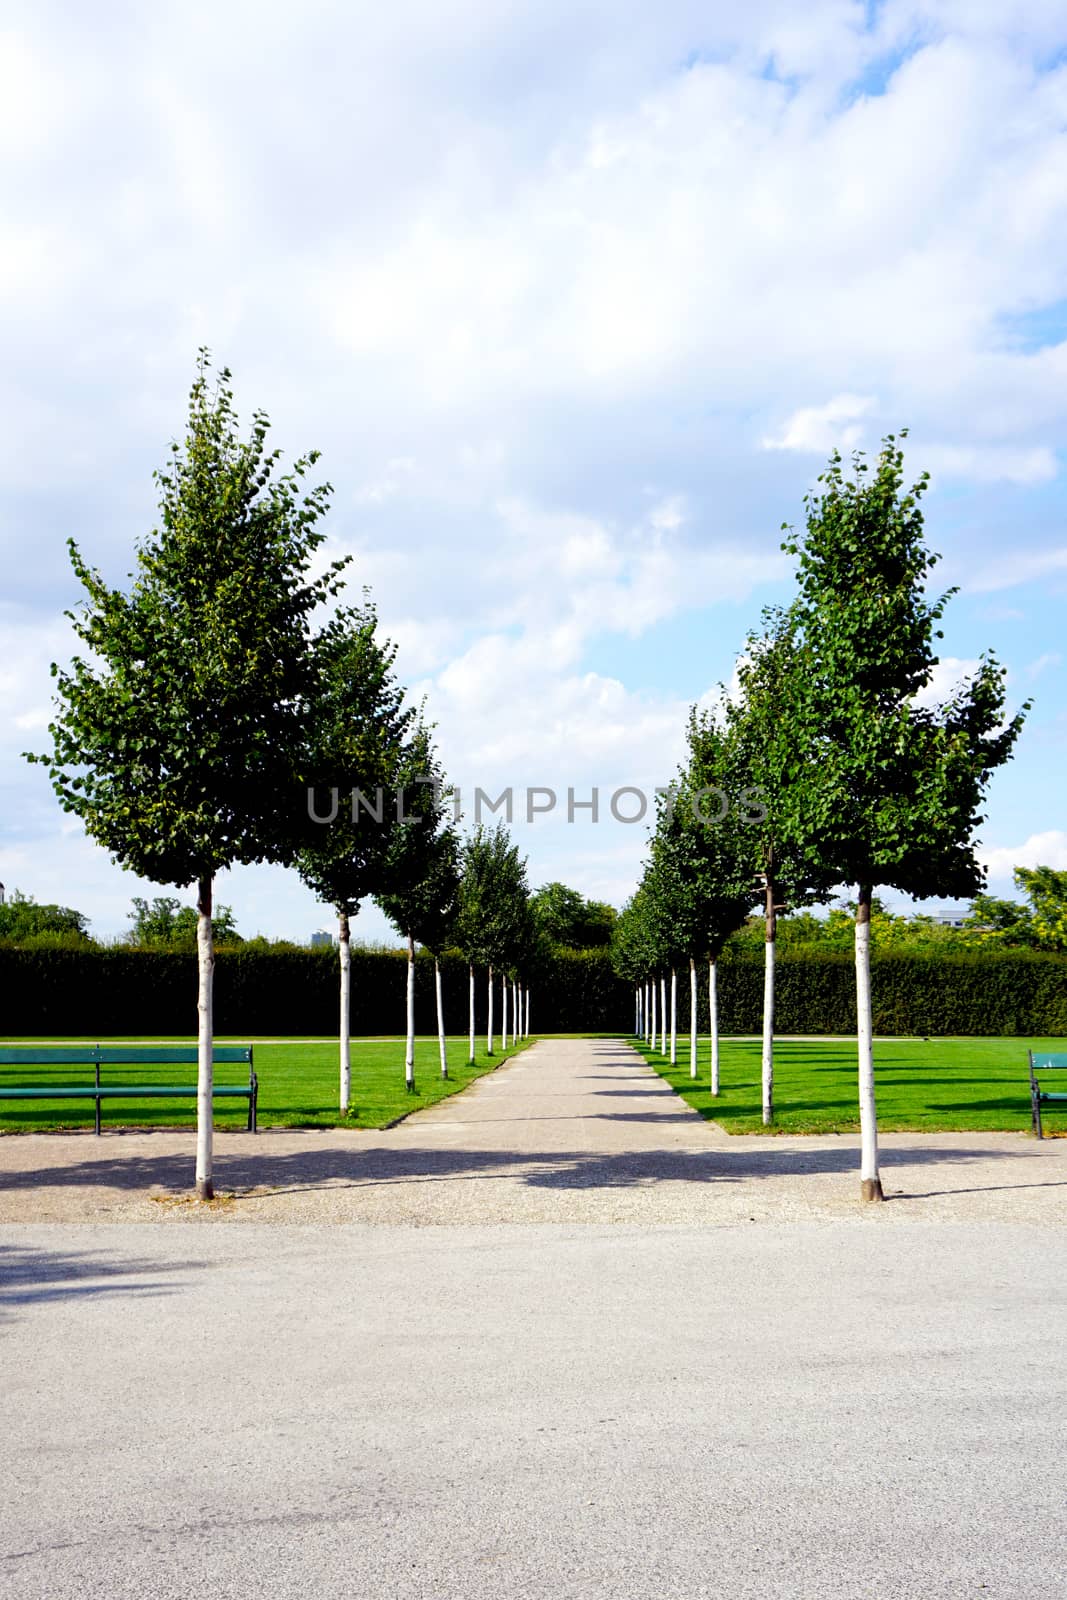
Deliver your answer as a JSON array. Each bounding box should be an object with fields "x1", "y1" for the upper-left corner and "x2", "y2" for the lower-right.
[{"x1": 1, "y1": 0, "x2": 1066, "y2": 946}]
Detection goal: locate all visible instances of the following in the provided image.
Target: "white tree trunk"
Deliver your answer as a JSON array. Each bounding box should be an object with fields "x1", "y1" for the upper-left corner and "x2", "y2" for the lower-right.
[
  {"x1": 435, "y1": 958, "x2": 447, "y2": 1079},
  {"x1": 659, "y1": 976, "x2": 667, "y2": 1055},
  {"x1": 514, "y1": 981, "x2": 520, "y2": 1042},
  {"x1": 487, "y1": 965, "x2": 494, "y2": 1055},
  {"x1": 468, "y1": 962, "x2": 476, "y2": 1062},
  {"x1": 689, "y1": 958, "x2": 698, "y2": 1078},
  {"x1": 856, "y1": 885, "x2": 883, "y2": 1201},
  {"x1": 709, "y1": 958, "x2": 720, "y2": 1097},
  {"x1": 645, "y1": 981, "x2": 652, "y2": 1045},
  {"x1": 502, "y1": 975, "x2": 509, "y2": 1049},
  {"x1": 669, "y1": 969, "x2": 678, "y2": 1065},
  {"x1": 650, "y1": 979, "x2": 657, "y2": 1050},
  {"x1": 524, "y1": 987, "x2": 530, "y2": 1038},
  {"x1": 634, "y1": 985, "x2": 640, "y2": 1037},
  {"x1": 195, "y1": 875, "x2": 214, "y2": 1200},
  {"x1": 338, "y1": 909, "x2": 352, "y2": 1113},
  {"x1": 762, "y1": 936, "x2": 775, "y2": 1126},
  {"x1": 405, "y1": 934, "x2": 416, "y2": 1091}
]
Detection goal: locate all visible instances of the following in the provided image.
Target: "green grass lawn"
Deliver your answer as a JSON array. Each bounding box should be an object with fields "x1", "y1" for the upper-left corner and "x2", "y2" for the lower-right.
[
  {"x1": 634, "y1": 1034, "x2": 1067, "y2": 1135},
  {"x1": 0, "y1": 1036, "x2": 532, "y2": 1133}
]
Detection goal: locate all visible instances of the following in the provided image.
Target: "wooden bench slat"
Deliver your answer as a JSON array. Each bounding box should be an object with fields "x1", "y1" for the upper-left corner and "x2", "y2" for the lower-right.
[{"x1": 0, "y1": 1047, "x2": 251, "y2": 1065}]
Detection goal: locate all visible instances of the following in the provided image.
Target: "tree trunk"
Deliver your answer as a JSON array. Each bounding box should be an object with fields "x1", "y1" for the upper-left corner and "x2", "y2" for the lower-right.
[
  {"x1": 338, "y1": 909, "x2": 352, "y2": 1113},
  {"x1": 645, "y1": 981, "x2": 652, "y2": 1045},
  {"x1": 468, "y1": 962, "x2": 476, "y2": 1062},
  {"x1": 669, "y1": 969, "x2": 678, "y2": 1065},
  {"x1": 195, "y1": 875, "x2": 214, "y2": 1201},
  {"x1": 487, "y1": 965, "x2": 494, "y2": 1055},
  {"x1": 762, "y1": 878, "x2": 776, "y2": 1126},
  {"x1": 650, "y1": 978, "x2": 657, "y2": 1051},
  {"x1": 502, "y1": 975, "x2": 509, "y2": 1049},
  {"x1": 709, "y1": 958, "x2": 720, "y2": 1097},
  {"x1": 635, "y1": 985, "x2": 641, "y2": 1036},
  {"x1": 405, "y1": 932, "x2": 416, "y2": 1092},
  {"x1": 435, "y1": 957, "x2": 447, "y2": 1079},
  {"x1": 525, "y1": 987, "x2": 530, "y2": 1038},
  {"x1": 689, "y1": 958, "x2": 698, "y2": 1079},
  {"x1": 659, "y1": 975, "x2": 667, "y2": 1055},
  {"x1": 856, "y1": 884, "x2": 884, "y2": 1201}
]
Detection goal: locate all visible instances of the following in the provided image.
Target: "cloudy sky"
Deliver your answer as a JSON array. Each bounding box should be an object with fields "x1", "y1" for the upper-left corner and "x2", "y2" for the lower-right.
[{"x1": 2, "y1": 0, "x2": 1066, "y2": 944}]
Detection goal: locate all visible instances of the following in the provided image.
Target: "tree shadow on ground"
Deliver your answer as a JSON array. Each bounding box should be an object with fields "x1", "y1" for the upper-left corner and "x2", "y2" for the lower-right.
[
  {"x1": 0, "y1": 1137, "x2": 1050, "y2": 1203},
  {"x1": 0, "y1": 1243, "x2": 203, "y2": 1323}
]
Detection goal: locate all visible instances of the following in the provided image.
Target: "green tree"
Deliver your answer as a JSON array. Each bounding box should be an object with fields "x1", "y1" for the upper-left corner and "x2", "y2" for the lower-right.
[
  {"x1": 126, "y1": 895, "x2": 242, "y2": 946},
  {"x1": 1013, "y1": 866, "x2": 1067, "y2": 951},
  {"x1": 656, "y1": 715, "x2": 764, "y2": 1087},
  {"x1": 531, "y1": 882, "x2": 616, "y2": 948},
  {"x1": 295, "y1": 603, "x2": 415, "y2": 1109},
  {"x1": 376, "y1": 727, "x2": 459, "y2": 1089},
  {"x1": 29, "y1": 352, "x2": 344, "y2": 1197},
  {"x1": 783, "y1": 435, "x2": 1028, "y2": 1200},
  {"x1": 722, "y1": 623, "x2": 838, "y2": 1123},
  {"x1": 0, "y1": 890, "x2": 93, "y2": 944},
  {"x1": 455, "y1": 824, "x2": 532, "y2": 1059}
]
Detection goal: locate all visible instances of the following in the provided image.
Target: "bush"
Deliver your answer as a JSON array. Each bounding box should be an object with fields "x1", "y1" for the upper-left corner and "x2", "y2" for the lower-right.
[{"x1": 0, "y1": 944, "x2": 1062, "y2": 1037}]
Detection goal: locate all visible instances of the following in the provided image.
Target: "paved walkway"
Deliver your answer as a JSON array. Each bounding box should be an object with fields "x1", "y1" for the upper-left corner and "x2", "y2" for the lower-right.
[{"x1": 1, "y1": 1037, "x2": 1064, "y2": 1225}]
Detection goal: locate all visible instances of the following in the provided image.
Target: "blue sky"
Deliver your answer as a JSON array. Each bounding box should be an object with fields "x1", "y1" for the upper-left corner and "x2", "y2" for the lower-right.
[{"x1": 1, "y1": 0, "x2": 1066, "y2": 944}]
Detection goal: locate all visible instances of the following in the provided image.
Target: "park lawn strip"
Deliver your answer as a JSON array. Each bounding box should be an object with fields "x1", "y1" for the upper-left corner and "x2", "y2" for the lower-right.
[
  {"x1": 634, "y1": 1034, "x2": 1067, "y2": 1136},
  {"x1": 0, "y1": 1036, "x2": 533, "y2": 1134}
]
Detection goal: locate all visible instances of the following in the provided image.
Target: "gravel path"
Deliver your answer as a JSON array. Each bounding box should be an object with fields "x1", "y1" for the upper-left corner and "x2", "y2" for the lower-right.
[{"x1": 1, "y1": 1036, "x2": 1063, "y2": 1227}]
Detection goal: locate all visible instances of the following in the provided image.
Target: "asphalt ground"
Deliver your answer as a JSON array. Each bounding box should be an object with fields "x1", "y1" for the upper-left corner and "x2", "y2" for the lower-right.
[{"x1": 2, "y1": 1038, "x2": 1065, "y2": 1598}]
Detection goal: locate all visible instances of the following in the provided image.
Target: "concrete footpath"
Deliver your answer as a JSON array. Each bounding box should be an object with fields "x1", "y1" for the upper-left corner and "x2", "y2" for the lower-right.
[
  {"x1": 2, "y1": 1038, "x2": 1066, "y2": 1598},
  {"x1": 1, "y1": 1036, "x2": 1065, "y2": 1225}
]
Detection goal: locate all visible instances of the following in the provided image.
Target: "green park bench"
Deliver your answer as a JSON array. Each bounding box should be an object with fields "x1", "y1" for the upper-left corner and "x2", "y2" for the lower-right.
[
  {"x1": 1028, "y1": 1050, "x2": 1067, "y2": 1139},
  {"x1": 0, "y1": 1046, "x2": 258, "y2": 1135}
]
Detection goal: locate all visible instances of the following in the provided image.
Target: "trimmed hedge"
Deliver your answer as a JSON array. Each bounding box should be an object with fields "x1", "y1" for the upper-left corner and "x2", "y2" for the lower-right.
[
  {"x1": 0, "y1": 944, "x2": 629, "y2": 1036},
  {"x1": 0, "y1": 944, "x2": 1063, "y2": 1037}
]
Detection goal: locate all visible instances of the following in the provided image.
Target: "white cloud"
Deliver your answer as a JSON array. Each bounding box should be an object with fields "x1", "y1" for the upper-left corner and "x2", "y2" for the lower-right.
[
  {"x1": 761, "y1": 394, "x2": 876, "y2": 454},
  {"x1": 980, "y1": 830, "x2": 1067, "y2": 879},
  {"x1": 3, "y1": 2, "x2": 1067, "y2": 935},
  {"x1": 967, "y1": 547, "x2": 1067, "y2": 593},
  {"x1": 912, "y1": 657, "x2": 982, "y2": 709},
  {"x1": 1026, "y1": 651, "x2": 1062, "y2": 680},
  {"x1": 922, "y1": 443, "x2": 1058, "y2": 484}
]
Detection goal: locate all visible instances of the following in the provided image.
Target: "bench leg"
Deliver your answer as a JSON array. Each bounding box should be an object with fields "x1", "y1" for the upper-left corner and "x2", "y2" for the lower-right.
[
  {"x1": 1032, "y1": 1088, "x2": 1043, "y2": 1140},
  {"x1": 95, "y1": 1096, "x2": 101, "y2": 1137}
]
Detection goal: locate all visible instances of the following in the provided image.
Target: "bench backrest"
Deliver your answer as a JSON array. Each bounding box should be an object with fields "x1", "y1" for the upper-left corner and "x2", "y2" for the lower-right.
[
  {"x1": 0, "y1": 1046, "x2": 252, "y2": 1067},
  {"x1": 1029, "y1": 1051, "x2": 1067, "y2": 1073}
]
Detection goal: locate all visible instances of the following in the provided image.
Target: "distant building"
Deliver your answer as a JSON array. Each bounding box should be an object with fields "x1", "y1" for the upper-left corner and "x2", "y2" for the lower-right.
[
  {"x1": 927, "y1": 905, "x2": 970, "y2": 928},
  {"x1": 310, "y1": 929, "x2": 335, "y2": 948}
]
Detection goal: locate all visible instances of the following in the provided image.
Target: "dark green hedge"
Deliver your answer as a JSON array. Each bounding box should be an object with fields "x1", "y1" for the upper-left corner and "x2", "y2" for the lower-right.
[
  {"x1": 0, "y1": 944, "x2": 1063, "y2": 1037},
  {"x1": 0, "y1": 944, "x2": 630, "y2": 1036}
]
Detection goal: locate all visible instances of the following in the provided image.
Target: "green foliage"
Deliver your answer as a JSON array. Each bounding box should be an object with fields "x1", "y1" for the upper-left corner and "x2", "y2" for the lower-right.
[
  {"x1": 29, "y1": 351, "x2": 347, "y2": 888},
  {"x1": 295, "y1": 602, "x2": 415, "y2": 917},
  {"x1": 375, "y1": 726, "x2": 461, "y2": 952},
  {"x1": 0, "y1": 944, "x2": 1064, "y2": 1037},
  {"x1": 124, "y1": 895, "x2": 243, "y2": 947},
  {"x1": 782, "y1": 435, "x2": 1029, "y2": 897},
  {"x1": 1013, "y1": 866, "x2": 1067, "y2": 951},
  {"x1": 0, "y1": 890, "x2": 92, "y2": 943},
  {"x1": 0, "y1": 944, "x2": 628, "y2": 1034},
  {"x1": 454, "y1": 824, "x2": 534, "y2": 975},
  {"x1": 531, "y1": 881, "x2": 616, "y2": 948},
  {"x1": 719, "y1": 618, "x2": 839, "y2": 920}
]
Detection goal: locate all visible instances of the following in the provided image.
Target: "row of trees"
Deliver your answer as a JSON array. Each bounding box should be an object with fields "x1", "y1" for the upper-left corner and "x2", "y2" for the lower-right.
[
  {"x1": 29, "y1": 355, "x2": 538, "y2": 1198},
  {"x1": 613, "y1": 435, "x2": 1029, "y2": 1202}
]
